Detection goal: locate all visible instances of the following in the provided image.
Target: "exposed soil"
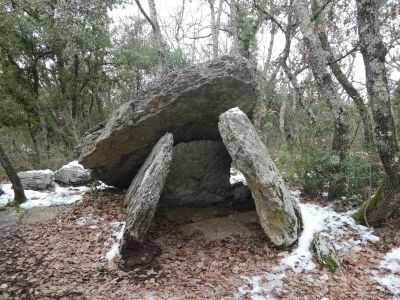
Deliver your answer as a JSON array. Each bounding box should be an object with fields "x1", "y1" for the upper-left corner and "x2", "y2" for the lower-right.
[{"x1": 0, "y1": 188, "x2": 398, "y2": 299}]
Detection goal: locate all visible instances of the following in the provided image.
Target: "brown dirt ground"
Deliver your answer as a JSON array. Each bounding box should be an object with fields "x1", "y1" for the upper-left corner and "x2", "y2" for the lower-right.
[{"x1": 0, "y1": 188, "x2": 399, "y2": 299}]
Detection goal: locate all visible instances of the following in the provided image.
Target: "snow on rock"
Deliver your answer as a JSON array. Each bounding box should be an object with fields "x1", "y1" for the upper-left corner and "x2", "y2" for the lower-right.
[
  {"x1": 230, "y1": 167, "x2": 247, "y2": 185},
  {"x1": 0, "y1": 183, "x2": 89, "y2": 208},
  {"x1": 372, "y1": 247, "x2": 400, "y2": 295},
  {"x1": 237, "y1": 190, "x2": 380, "y2": 299},
  {"x1": 55, "y1": 160, "x2": 92, "y2": 185},
  {"x1": 227, "y1": 107, "x2": 246, "y2": 116},
  {"x1": 105, "y1": 221, "x2": 126, "y2": 266}
]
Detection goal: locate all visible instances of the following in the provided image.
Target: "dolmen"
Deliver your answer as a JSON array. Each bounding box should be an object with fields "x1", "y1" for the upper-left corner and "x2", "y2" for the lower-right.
[{"x1": 76, "y1": 56, "x2": 303, "y2": 267}]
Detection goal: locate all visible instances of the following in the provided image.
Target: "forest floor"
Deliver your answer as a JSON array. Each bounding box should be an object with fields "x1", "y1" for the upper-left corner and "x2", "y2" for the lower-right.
[{"x1": 1, "y1": 187, "x2": 400, "y2": 299}]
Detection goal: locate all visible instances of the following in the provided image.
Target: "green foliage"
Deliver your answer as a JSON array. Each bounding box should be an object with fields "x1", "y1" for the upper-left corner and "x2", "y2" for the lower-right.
[{"x1": 273, "y1": 146, "x2": 381, "y2": 199}]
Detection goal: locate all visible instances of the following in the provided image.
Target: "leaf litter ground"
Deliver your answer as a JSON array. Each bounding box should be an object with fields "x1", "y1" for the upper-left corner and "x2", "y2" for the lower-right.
[{"x1": 1, "y1": 187, "x2": 400, "y2": 299}]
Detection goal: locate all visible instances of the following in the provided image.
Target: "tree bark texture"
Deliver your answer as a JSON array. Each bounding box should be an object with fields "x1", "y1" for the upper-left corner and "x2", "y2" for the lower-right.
[
  {"x1": 294, "y1": 0, "x2": 350, "y2": 165},
  {"x1": 0, "y1": 143, "x2": 26, "y2": 204},
  {"x1": 353, "y1": 0, "x2": 400, "y2": 226}
]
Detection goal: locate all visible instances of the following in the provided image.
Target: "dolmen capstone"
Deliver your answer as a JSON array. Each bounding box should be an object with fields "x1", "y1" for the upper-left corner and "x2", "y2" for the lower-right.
[
  {"x1": 76, "y1": 56, "x2": 302, "y2": 266},
  {"x1": 76, "y1": 56, "x2": 257, "y2": 189}
]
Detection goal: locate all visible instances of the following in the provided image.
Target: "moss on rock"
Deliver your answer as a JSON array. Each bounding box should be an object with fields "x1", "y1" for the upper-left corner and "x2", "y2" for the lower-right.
[{"x1": 351, "y1": 179, "x2": 384, "y2": 225}]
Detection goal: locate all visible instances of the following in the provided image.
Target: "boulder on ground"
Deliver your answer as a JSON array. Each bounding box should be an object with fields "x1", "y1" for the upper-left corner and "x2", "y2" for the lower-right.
[
  {"x1": 17, "y1": 170, "x2": 54, "y2": 190},
  {"x1": 55, "y1": 161, "x2": 91, "y2": 185},
  {"x1": 120, "y1": 133, "x2": 173, "y2": 266},
  {"x1": 312, "y1": 233, "x2": 340, "y2": 272},
  {"x1": 160, "y1": 140, "x2": 232, "y2": 207},
  {"x1": 218, "y1": 107, "x2": 302, "y2": 247},
  {"x1": 76, "y1": 56, "x2": 258, "y2": 188}
]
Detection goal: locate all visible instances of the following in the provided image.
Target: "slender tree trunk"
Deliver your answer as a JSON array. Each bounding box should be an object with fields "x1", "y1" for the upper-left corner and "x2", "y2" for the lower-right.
[
  {"x1": 32, "y1": 62, "x2": 48, "y2": 148},
  {"x1": 229, "y1": 0, "x2": 240, "y2": 56},
  {"x1": 209, "y1": 0, "x2": 218, "y2": 58},
  {"x1": 294, "y1": 0, "x2": 350, "y2": 200},
  {"x1": 134, "y1": 0, "x2": 167, "y2": 74},
  {"x1": 71, "y1": 53, "x2": 80, "y2": 120},
  {"x1": 208, "y1": 0, "x2": 223, "y2": 59},
  {"x1": 311, "y1": 0, "x2": 373, "y2": 147},
  {"x1": 0, "y1": 143, "x2": 26, "y2": 204},
  {"x1": 279, "y1": 78, "x2": 289, "y2": 142},
  {"x1": 352, "y1": 0, "x2": 400, "y2": 226}
]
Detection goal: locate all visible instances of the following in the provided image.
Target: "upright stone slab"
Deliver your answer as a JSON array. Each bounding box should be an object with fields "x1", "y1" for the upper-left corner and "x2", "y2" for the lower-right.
[
  {"x1": 160, "y1": 140, "x2": 232, "y2": 207},
  {"x1": 218, "y1": 108, "x2": 302, "y2": 247},
  {"x1": 121, "y1": 133, "x2": 174, "y2": 256},
  {"x1": 76, "y1": 56, "x2": 258, "y2": 188}
]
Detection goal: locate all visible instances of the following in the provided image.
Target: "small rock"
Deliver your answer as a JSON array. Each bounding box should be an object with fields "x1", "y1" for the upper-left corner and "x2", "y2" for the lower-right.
[
  {"x1": 319, "y1": 274, "x2": 329, "y2": 281},
  {"x1": 55, "y1": 161, "x2": 91, "y2": 185},
  {"x1": 0, "y1": 283, "x2": 8, "y2": 289},
  {"x1": 17, "y1": 170, "x2": 54, "y2": 190},
  {"x1": 351, "y1": 245, "x2": 363, "y2": 252}
]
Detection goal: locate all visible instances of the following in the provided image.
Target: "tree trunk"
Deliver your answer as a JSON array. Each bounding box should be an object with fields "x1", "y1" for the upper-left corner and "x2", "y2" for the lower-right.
[
  {"x1": 0, "y1": 143, "x2": 26, "y2": 205},
  {"x1": 352, "y1": 0, "x2": 400, "y2": 226},
  {"x1": 279, "y1": 78, "x2": 289, "y2": 142},
  {"x1": 229, "y1": 0, "x2": 240, "y2": 56},
  {"x1": 294, "y1": 0, "x2": 350, "y2": 200},
  {"x1": 148, "y1": 0, "x2": 167, "y2": 74},
  {"x1": 71, "y1": 53, "x2": 80, "y2": 120},
  {"x1": 134, "y1": 0, "x2": 167, "y2": 74},
  {"x1": 311, "y1": 0, "x2": 373, "y2": 147},
  {"x1": 32, "y1": 62, "x2": 48, "y2": 147}
]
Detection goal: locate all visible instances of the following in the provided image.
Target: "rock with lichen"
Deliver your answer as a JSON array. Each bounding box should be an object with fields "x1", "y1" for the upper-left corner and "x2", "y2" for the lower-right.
[
  {"x1": 218, "y1": 107, "x2": 302, "y2": 247},
  {"x1": 312, "y1": 233, "x2": 340, "y2": 272},
  {"x1": 76, "y1": 56, "x2": 258, "y2": 188}
]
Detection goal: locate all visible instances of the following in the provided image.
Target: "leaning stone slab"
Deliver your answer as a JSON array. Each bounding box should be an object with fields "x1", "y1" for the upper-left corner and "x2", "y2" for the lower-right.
[
  {"x1": 160, "y1": 140, "x2": 232, "y2": 207},
  {"x1": 55, "y1": 161, "x2": 91, "y2": 185},
  {"x1": 17, "y1": 170, "x2": 54, "y2": 190},
  {"x1": 76, "y1": 56, "x2": 258, "y2": 188},
  {"x1": 120, "y1": 132, "x2": 173, "y2": 262},
  {"x1": 218, "y1": 107, "x2": 302, "y2": 247}
]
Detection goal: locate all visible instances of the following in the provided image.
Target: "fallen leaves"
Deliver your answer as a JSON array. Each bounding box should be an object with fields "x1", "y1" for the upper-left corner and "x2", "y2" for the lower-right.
[{"x1": 0, "y1": 188, "x2": 398, "y2": 299}]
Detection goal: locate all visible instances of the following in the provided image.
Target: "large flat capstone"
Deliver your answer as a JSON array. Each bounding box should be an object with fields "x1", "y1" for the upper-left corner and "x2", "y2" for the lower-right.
[
  {"x1": 218, "y1": 108, "x2": 302, "y2": 247},
  {"x1": 76, "y1": 56, "x2": 258, "y2": 188}
]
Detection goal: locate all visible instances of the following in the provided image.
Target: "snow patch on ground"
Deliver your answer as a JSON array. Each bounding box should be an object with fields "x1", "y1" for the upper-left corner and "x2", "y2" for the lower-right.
[
  {"x1": 373, "y1": 247, "x2": 400, "y2": 295},
  {"x1": 0, "y1": 183, "x2": 89, "y2": 208},
  {"x1": 76, "y1": 213, "x2": 102, "y2": 228},
  {"x1": 237, "y1": 190, "x2": 380, "y2": 299},
  {"x1": 105, "y1": 221, "x2": 126, "y2": 266}
]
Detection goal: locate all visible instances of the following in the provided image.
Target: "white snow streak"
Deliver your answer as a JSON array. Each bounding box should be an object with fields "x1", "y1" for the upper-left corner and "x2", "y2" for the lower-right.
[
  {"x1": 237, "y1": 190, "x2": 380, "y2": 299},
  {"x1": 373, "y1": 247, "x2": 400, "y2": 295},
  {"x1": 0, "y1": 183, "x2": 89, "y2": 208},
  {"x1": 105, "y1": 221, "x2": 126, "y2": 266}
]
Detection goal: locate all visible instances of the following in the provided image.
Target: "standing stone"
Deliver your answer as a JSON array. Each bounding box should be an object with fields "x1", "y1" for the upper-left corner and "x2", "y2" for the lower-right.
[
  {"x1": 160, "y1": 140, "x2": 232, "y2": 207},
  {"x1": 121, "y1": 133, "x2": 173, "y2": 259},
  {"x1": 55, "y1": 161, "x2": 91, "y2": 185},
  {"x1": 218, "y1": 107, "x2": 302, "y2": 247},
  {"x1": 76, "y1": 56, "x2": 258, "y2": 188},
  {"x1": 17, "y1": 170, "x2": 54, "y2": 190}
]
